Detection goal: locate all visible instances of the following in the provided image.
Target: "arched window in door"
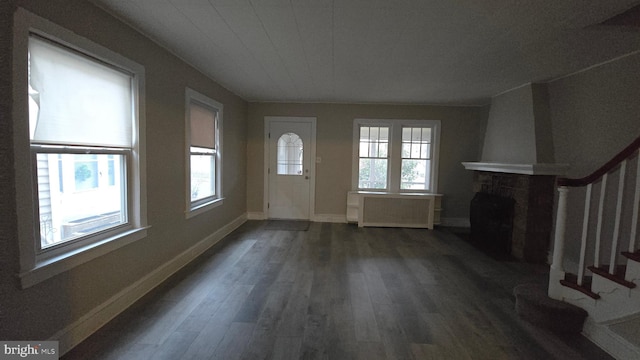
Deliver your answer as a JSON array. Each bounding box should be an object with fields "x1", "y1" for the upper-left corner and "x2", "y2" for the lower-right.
[{"x1": 277, "y1": 132, "x2": 303, "y2": 175}]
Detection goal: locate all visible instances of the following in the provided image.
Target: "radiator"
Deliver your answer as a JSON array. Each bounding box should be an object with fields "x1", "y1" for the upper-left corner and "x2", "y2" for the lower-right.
[{"x1": 348, "y1": 192, "x2": 441, "y2": 229}]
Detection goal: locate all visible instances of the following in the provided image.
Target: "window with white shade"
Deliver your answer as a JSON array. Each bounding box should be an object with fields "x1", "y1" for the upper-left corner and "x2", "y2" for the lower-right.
[
  {"x1": 12, "y1": 8, "x2": 148, "y2": 288},
  {"x1": 353, "y1": 119, "x2": 440, "y2": 193},
  {"x1": 185, "y1": 88, "x2": 223, "y2": 216},
  {"x1": 13, "y1": 9, "x2": 147, "y2": 288},
  {"x1": 29, "y1": 35, "x2": 136, "y2": 251}
]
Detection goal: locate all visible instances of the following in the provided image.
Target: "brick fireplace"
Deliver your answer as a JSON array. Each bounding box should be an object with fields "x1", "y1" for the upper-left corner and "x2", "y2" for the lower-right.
[{"x1": 463, "y1": 163, "x2": 568, "y2": 263}]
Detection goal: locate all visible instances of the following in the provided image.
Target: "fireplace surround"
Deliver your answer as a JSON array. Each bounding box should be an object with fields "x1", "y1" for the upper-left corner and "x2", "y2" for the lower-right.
[{"x1": 463, "y1": 162, "x2": 568, "y2": 263}]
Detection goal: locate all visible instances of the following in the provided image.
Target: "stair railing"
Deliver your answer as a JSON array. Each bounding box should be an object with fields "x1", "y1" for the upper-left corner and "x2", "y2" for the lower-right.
[{"x1": 551, "y1": 135, "x2": 640, "y2": 293}]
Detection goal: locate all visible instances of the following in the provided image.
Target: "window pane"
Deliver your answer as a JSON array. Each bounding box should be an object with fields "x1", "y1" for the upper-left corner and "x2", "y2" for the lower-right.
[
  {"x1": 379, "y1": 143, "x2": 388, "y2": 157},
  {"x1": 370, "y1": 127, "x2": 379, "y2": 141},
  {"x1": 359, "y1": 158, "x2": 387, "y2": 189},
  {"x1": 74, "y1": 154, "x2": 99, "y2": 191},
  {"x1": 412, "y1": 128, "x2": 422, "y2": 141},
  {"x1": 421, "y1": 143, "x2": 431, "y2": 158},
  {"x1": 277, "y1": 132, "x2": 303, "y2": 175},
  {"x1": 37, "y1": 153, "x2": 126, "y2": 248},
  {"x1": 411, "y1": 144, "x2": 421, "y2": 158},
  {"x1": 359, "y1": 142, "x2": 369, "y2": 158},
  {"x1": 379, "y1": 127, "x2": 389, "y2": 140},
  {"x1": 372, "y1": 143, "x2": 380, "y2": 158},
  {"x1": 402, "y1": 127, "x2": 411, "y2": 141},
  {"x1": 360, "y1": 127, "x2": 369, "y2": 140},
  {"x1": 401, "y1": 159, "x2": 430, "y2": 190},
  {"x1": 191, "y1": 152, "x2": 215, "y2": 201},
  {"x1": 402, "y1": 126, "x2": 431, "y2": 160}
]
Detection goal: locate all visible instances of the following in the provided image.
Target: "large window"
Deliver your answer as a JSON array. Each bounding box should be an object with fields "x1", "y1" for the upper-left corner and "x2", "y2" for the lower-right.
[
  {"x1": 353, "y1": 119, "x2": 440, "y2": 193},
  {"x1": 14, "y1": 9, "x2": 147, "y2": 287},
  {"x1": 185, "y1": 88, "x2": 223, "y2": 216}
]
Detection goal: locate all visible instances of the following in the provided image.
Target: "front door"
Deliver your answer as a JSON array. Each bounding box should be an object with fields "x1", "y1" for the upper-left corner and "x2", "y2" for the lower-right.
[{"x1": 267, "y1": 117, "x2": 314, "y2": 219}]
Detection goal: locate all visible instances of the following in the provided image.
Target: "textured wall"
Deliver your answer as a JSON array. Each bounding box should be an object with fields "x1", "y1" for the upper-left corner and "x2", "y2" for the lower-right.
[{"x1": 247, "y1": 102, "x2": 488, "y2": 219}]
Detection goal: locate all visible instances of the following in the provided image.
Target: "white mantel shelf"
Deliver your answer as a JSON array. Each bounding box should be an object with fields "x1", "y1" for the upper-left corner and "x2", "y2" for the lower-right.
[{"x1": 462, "y1": 162, "x2": 569, "y2": 176}]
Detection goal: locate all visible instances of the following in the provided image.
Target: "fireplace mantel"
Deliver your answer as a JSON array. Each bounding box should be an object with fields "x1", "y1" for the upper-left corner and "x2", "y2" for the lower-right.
[{"x1": 462, "y1": 162, "x2": 569, "y2": 176}]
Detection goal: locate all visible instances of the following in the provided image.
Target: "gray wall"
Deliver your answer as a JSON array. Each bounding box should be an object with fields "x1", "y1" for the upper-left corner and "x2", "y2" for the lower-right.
[
  {"x1": 1, "y1": 0, "x2": 248, "y2": 340},
  {"x1": 547, "y1": 52, "x2": 640, "y2": 267},
  {"x1": 247, "y1": 103, "x2": 488, "y2": 220}
]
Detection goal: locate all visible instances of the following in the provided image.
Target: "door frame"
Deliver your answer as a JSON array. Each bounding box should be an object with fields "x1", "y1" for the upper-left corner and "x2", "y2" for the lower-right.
[{"x1": 263, "y1": 116, "x2": 317, "y2": 220}]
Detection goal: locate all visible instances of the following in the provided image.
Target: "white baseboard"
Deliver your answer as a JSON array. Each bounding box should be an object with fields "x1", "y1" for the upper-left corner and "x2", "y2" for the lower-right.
[
  {"x1": 52, "y1": 214, "x2": 248, "y2": 356},
  {"x1": 440, "y1": 217, "x2": 470, "y2": 227},
  {"x1": 312, "y1": 214, "x2": 347, "y2": 223},
  {"x1": 247, "y1": 212, "x2": 266, "y2": 220},
  {"x1": 583, "y1": 317, "x2": 640, "y2": 360}
]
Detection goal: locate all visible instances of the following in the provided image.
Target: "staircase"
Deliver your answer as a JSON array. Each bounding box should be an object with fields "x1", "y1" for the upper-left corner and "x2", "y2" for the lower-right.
[{"x1": 549, "y1": 135, "x2": 640, "y2": 359}]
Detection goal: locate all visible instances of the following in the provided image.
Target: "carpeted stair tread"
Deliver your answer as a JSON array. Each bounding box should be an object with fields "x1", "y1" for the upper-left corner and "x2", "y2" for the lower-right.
[{"x1": 514, "y1": 283, "x2": 588, "y2": 334}]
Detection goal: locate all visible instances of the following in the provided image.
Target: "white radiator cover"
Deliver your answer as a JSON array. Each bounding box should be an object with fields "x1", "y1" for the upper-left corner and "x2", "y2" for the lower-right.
[{"x1": 347, "y1": 192, "x2": 442, "y2": 229}]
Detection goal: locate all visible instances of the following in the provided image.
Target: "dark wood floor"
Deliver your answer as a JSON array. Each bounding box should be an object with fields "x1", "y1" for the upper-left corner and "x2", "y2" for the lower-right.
[{"x1": 63, "y1": 221, "x2": 611, "y2": 360}]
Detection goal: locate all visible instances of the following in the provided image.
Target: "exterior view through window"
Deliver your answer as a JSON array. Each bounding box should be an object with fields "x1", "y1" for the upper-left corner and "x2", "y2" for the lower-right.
[
  {"x1": 401, "y1": 127, "x2": 432, "y2": 190},
  {"x1": 358, "y1": 126, "x2": 389, "y2": 189},
  {"x1": 354, "y1": 119, "x2": 439, "y2": 193}
]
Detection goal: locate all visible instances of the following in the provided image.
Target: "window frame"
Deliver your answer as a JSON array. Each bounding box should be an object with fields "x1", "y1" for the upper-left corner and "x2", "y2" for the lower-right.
[
  {"x1": 13, "y1": 9, "x2": 148, "y2": 288},
  {"x1": 184, "y1": 88, "x2": 223, "y2": 218},
  {"x1": 352, "y1": 119, "x2": 441, "y2": 193}
]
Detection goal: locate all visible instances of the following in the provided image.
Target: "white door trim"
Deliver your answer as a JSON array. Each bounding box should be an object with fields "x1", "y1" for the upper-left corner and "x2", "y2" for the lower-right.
[{"x1": 263, "y1": 116, "x2": 317, "y2": 220}]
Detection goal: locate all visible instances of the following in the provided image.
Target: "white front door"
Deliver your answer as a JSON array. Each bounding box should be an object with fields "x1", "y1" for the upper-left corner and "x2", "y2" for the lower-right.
[{"x1": 267, "y1": 117, "x2": 315, "y2": 220}]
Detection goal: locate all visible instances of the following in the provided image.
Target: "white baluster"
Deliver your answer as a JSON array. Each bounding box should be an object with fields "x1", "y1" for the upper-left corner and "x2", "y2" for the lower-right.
[
  {"x1": 577, "y1": 184, "x2": 592, "y2": 286},
  {"x1": 630, "y1": 153, "x2": 640, "y2": 252},
  {"x1": 610, "y1": 161, "x2": 627, "y2": 274},
  {"x1": 595, "y1": 174, "x2": 608, "y2": 268},
  {"x1": 552, "y1": 186, "x2": 569, "y2": 272}
]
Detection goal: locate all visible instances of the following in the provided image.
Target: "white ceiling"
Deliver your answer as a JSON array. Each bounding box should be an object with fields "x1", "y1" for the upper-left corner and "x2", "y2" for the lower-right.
[{"x1": 90, "y1": 0, "x2": 640, "y2": 105}]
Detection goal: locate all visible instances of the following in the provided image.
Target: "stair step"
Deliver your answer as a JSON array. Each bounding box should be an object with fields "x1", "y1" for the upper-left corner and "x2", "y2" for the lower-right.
[
  {"x1": 588, "y1": 265, "x2": 637, "y2": 289},
  {"x1": 560, "y1": 273, "x2": 600, "y2": 299},
  {"x1": 514, "y1": 283, "x2": 587, "y2": 334},
  {"x1": 622, "y1": 250, "x2": 640, "y2": 263}
]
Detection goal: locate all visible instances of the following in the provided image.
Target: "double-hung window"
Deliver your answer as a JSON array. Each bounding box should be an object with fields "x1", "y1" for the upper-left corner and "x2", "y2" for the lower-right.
[
  {"x1": 358, "y1": 126, "x2": 390, "y2": 189},
  {"x1": 353, "y1": 119, "x2": 440, "y2": 193},
  {"x1": 185, "y1": 88, "x2": 223, "y2": 217},
  {"x1": 14, "y1": 9, "x2": 147, "y2": 287}
]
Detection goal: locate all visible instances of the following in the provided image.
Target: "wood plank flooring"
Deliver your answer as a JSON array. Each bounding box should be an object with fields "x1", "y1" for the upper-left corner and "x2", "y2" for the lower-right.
[{"x1": 62, "y1": 221, "x2": 612, "y2": 360}]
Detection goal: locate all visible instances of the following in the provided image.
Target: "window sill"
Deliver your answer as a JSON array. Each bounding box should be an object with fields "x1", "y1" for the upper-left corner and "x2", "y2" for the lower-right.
[
  {"x1": 19, "y1": 226, "x2": 149, "y2": 289},
  {"x1": 186, "y1": 197, "x2": 224, "y2": 219}
]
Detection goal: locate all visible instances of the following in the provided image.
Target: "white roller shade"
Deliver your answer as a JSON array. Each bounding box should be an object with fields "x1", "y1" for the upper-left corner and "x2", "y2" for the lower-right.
[
  {"x1": 29, "y1": 36, "x2": 133, "y2": 147},
  {"x1": 190, "y1": 101, "x2": 216, "y2": 149}
]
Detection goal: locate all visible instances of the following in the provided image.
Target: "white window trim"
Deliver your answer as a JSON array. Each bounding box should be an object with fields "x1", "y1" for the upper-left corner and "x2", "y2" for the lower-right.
[
  {"x1": 184, "y1": 88, "x2": 223, "y2": 219},
  {"x1": 352, "y1": 119, "x2": 441, "y2": 193},
  {"x1": 12, "y1": 8, "x2": 148, "y2": 288}
]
